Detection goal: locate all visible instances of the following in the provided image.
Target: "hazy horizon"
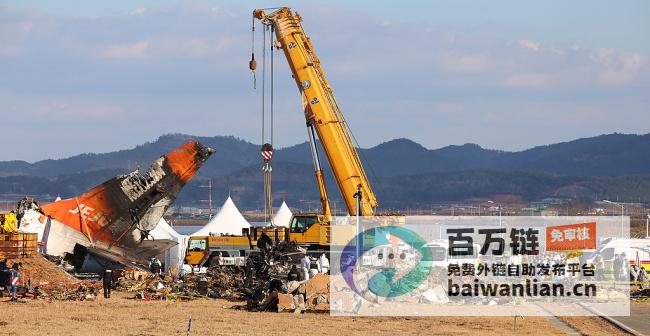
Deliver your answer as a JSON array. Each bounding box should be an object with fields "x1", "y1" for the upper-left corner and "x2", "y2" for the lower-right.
[{"x1": 4, "y1": 130, "x2": 648, "y2": 164}]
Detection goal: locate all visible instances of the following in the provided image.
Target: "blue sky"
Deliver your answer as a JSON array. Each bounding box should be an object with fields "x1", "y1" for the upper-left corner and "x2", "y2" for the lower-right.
[{"x1": 1, "y1": 0, "x2": 649, "y2": 161}]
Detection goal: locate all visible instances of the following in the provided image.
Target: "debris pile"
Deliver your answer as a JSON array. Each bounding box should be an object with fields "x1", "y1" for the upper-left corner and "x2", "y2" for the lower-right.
[
  {"x1": 277, "y1": 273, "x2": 330, "y2": 313},
  {"x1": 2, "y1": 255, "x2": 102, "y2": 301},
  {"x1": 233, "y1": 244, "x2": 332, "y2": 312},
  {"x1": 34, "y1": 281, "x2": 102, "y2": 301},
  {"x1": 2, "y1": 244, "x2": 334, "y2": 310},
  {"x1": 14, "y1": 255, "x2": 77, "y2": 285},
  {"x1": 114, "y1": 266, "x2": 247, "y2": 301},
  {"x1": 107, "y1": 244, "x2": 331, "y2": 314},
  {"x1": 631, "y1": 287, "x2": 650, "y2": 298}
]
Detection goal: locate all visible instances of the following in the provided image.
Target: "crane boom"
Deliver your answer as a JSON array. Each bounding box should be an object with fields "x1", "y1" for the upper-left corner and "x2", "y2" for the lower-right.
[{"x1": 254, "y1": 7, "x2": 378, "y2": 216}]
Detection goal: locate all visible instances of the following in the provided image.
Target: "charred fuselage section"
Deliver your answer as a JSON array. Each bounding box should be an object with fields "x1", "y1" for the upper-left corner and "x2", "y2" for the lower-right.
[{"x1": 19, "y1": 140, "x2": 214, "y2": 267}]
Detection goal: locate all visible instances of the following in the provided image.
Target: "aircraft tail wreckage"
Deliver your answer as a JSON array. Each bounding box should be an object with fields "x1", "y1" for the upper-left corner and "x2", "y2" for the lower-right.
[{"x1": 18, "y1": 140, "x2": 214, "y2": 269}]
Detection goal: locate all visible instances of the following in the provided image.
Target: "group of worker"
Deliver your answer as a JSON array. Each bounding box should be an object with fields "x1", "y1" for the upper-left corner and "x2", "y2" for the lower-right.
[
  {"x1": 288, "y1": 253, "x2": 329, "y2": 282},
  {"x1": 257, "y1": 231, "x2": 330, "y2": 281}
]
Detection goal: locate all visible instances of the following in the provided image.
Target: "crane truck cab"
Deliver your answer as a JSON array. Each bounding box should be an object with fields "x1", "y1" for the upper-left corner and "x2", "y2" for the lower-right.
[
  {"x1": 288, "y1": 213, "x2": 330, "y2": 247},
  {"x1": 288, "y1": 213, "x2": 376, "y2": 252},
  {"x1": 185, "y1": 227, "x2": 290, "y2": 268},
  {"x1": 185, "y1": 235, "x2": 249, "y2": 267}
]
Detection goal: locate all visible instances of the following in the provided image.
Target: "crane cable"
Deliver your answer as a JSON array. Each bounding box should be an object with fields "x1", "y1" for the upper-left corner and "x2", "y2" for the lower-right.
[
  {"x1": 251, "y1": 17, "x2": 276, "y2": 225},
  {"x1": 266, "y1": 25, "x2": 275, "y2": 225},
  {"x1": 270, "y1": 25, "x2": 274, "y2": 145},
  {"x1": 267, "y1": 26, "x2": 275, "y2": 225},
  {"x1": 257, "y1": 22, "x2": 276, "y2": 226},
  {"x1": 251, "y1": 21, "x2": 275, "y2": 147},
  {"x1": 249, "y1": 17, "x2": 256, "y2": 89},
  {"x1": 262, "y1": 24, "x2": 266, "y2": 143},
  {"x1": 260, "y1": 24, "x2": 276, "y2": 145}
]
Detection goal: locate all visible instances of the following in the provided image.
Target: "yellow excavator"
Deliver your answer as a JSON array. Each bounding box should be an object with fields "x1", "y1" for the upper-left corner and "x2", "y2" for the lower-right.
[{"x1": 186, "y1": 7, "x2": 381, "y2": 267}]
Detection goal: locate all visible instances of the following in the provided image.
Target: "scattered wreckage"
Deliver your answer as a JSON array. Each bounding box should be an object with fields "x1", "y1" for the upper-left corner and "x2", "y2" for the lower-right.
[{"x1": 112, "y1": 239, "x2": 331, "y2": 312}]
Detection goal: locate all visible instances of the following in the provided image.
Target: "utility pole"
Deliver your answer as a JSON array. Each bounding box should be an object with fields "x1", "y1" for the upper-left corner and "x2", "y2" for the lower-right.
[
  {"x1": 603, "y1": 200, "x2": 624, "y2": 237},
  {"x1": 487, "y1": 200, "x2": 502, "y2": 235},
  {"x1": 199, "y1": 179, "x2": 213, "y2": 219}
]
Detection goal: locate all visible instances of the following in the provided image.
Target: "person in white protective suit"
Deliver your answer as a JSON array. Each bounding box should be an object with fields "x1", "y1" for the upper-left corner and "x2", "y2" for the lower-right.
[
  {"x1": 300, "y1": 254, "x2": 311, "y2": 281},
  {"x1": 317, "y1": 253, "x2": 330, "y2": 274}
]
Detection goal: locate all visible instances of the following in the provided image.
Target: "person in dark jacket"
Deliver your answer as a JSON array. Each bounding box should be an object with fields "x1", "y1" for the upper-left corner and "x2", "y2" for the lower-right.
[
  {"x1": 613, "y1": 254, "x2": 623, "y2": 281},
  {"x1": 149, "y1": 257, "x2": 162, "y2": 276},
  {"x1": 10, "y1": 262, "x2": 20, "y2": 302},
  {"x1": 257, "y1": 232, "x2": 273, "y2": 256},
  {"x1": 287, "y1": 265, "x2": 301, "y2": 282},
  {"x1": 101, "y1": 267, "x2": 114, "y2": 299},
  {"x1": 244, "y1": 257, "x2": 255, "y2": 288}
]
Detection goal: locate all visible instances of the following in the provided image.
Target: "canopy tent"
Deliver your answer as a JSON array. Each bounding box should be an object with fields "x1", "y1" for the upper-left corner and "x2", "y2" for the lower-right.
[
  {"x1": 273, "y1": 201, "x2": 293, "y2": 228},
  {"x1": 192, "y1": 196, "x2": 251, "y2": 236},
  {"x1": 147, "y1": 218, "x2": 187, "y2": 270}
]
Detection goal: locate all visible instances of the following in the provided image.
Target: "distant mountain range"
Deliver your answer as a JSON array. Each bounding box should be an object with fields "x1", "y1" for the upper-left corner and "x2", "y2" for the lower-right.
[{"x1": 0, "y1": 132, "x2": 649, "y2": 210}]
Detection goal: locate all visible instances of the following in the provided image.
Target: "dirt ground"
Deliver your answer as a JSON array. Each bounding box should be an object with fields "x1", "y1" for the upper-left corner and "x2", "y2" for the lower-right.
[
  {"x1": 0, "y1": 292, "x2": 634, "y2": 336},
  {"x1": 559, "y1": 316, "x2": 629, "y2": 336}
]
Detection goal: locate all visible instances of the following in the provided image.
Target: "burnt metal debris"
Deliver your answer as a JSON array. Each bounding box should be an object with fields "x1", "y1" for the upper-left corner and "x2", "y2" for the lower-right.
[{"x1": 108, "y1": 241, "x2": 330, "y2": 312}]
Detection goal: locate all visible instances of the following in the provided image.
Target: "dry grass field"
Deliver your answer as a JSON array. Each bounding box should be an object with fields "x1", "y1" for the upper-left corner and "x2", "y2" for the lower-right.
[{"x1": 0, "y1": 292, "x2": 631, "y2": 336}]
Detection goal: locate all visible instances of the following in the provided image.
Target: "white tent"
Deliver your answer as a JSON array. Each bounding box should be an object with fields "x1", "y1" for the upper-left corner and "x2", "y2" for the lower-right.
[
  {"x1": 273, "y1": 201, "x2": 293, "y2": 228},
  {"x1": 148, "y1": 218, "x2": 188, "y2": 270},
  {"x1": 192, "y1": 196, "x2": 251, "y2": 236}
]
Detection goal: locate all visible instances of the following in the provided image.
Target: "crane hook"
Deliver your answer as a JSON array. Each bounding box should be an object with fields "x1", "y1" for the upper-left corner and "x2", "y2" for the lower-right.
[{"x1": 249, "y1": 53, "x2": 257, "y2": 71}]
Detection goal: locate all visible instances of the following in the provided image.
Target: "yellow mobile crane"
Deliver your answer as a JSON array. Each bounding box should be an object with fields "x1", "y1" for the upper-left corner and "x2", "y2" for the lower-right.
[
  {"x1": 253, "y1": 6, "x2": 377, "y2": 220},
  {"x1": 186, "y1": 7, "x2": 380, "y2": 266}
]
